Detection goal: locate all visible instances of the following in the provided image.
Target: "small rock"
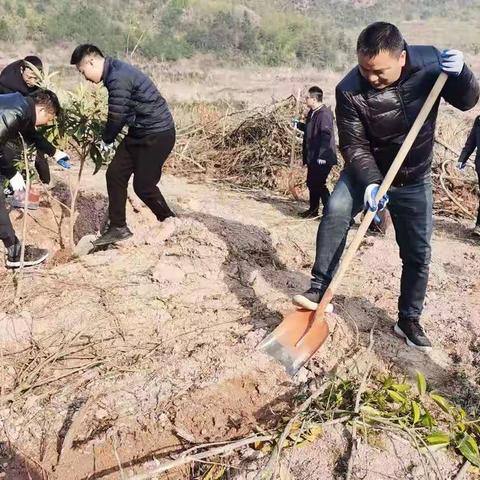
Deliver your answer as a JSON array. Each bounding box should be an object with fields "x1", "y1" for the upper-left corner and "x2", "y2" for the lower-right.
[{"x1": 74, "y1": 235, "x2": 97, "y2": 257}]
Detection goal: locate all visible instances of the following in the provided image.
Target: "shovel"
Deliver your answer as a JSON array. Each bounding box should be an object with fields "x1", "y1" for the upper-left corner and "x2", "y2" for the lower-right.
[{"x1": 259, "y1": 72, "x2": 448, "y2": 376}]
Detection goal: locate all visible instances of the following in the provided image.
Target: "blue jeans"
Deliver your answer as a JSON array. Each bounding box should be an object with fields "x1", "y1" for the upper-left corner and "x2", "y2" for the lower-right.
[{"x1": 311, "y1": 169, "x2": 433, "y2": 320}]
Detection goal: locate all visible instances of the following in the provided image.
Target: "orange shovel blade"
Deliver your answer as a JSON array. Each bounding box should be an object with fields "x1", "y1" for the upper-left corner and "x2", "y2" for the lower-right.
[{"x1": 258, "y1": 309, "x2": 329, "y2": 376}]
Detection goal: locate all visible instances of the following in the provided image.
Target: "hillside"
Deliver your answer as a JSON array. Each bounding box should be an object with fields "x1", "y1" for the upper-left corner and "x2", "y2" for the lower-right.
[{"x1": 1, "y1": 0, "x2": 480, "y2": 69}]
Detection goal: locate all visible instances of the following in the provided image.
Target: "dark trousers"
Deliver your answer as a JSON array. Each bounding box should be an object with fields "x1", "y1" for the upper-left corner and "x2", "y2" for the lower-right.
[
  {"x1": 106, "y1": 129, "x2": 176, "y2": 227},
  {"x1": 0, "y1": 188, "x2": 16, "y2": 248},
  {"x1": 306, "y1": 163, "x2": 332, "y2": 211},
  {"x1": 311, "y1": 169, "x2": 433, "y2": 320}
]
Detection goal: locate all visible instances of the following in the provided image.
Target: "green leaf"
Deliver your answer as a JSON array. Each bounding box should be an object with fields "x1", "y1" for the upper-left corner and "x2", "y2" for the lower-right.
[
  {"x1": 421, "y1": 411, "x2": 436, "y2": 429},
  {"x1": 425, "y1": 431, "x2": 450, "y2": 447},
  {"x1": 456, "y1": 433, "x2": 480, "y2": 467},
  {"x1": 360, "y1": 405, "x2": 382, "y2": 417},
  {"x1": 391, "y1": 383, "x2": 411, "y2": 393},
  {"x1": 430, "y1": 393, "x2": 452, "y2": 414},
  {"x1": 387, "y1": 390, "x2": 406, "y2": 404},
  {"x1": 416, "y1": 371, "x2": 427, "y2": 396},
  {"x1": 411, "y1": 401, "x2": 421, "y2": 424}
]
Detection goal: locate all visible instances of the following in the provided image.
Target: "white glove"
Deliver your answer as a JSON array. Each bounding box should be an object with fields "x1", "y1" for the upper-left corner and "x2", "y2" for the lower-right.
[
  {"x1": 317, "y1": 159, "x2": 327, "y2": 165},
  {"x1": 9, "y1": 172, "x2": 26, "y2": 191},
  {"x1": 54, "y1": 150, "x2": 71, "y2": 169},
  {"x1": 99, "y1": 140, "x2": 114, "y2": 154},
  {"x1": 364, "y1": 183, "x2": 389, "y2": 212},
  {"x1": 441, "y1": 49, "x2": 464, "y2": 77}
]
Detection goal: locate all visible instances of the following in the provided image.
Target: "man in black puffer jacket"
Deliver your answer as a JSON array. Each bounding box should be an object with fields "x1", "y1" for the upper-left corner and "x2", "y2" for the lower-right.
[
  {"x1": 293, "y1": 22, "x2": 479, "y2": 350},
  {"x1": 0, "y1": 56, "x2": 71, "y2": 185},
  {"x1": 70, "y1": 44, "x2": 176, "y2": 246},
  {"x1": 0, "y1": 90, "x2": 61, "y2": 267}
]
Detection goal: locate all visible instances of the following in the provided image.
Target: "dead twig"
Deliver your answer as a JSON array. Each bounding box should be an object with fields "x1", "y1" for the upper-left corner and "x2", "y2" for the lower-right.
[{"x1": 128, "y1": 434, "x2": 275, "y2": 480}]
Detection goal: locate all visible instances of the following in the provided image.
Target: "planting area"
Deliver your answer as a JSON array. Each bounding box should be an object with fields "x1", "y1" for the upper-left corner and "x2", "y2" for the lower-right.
[{"x1": 0, "y1": 69, "x2": 479, "y2": 479}]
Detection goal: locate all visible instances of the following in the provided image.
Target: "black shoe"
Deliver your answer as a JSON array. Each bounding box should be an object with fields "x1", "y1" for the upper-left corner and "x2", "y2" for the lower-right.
[
  {"x1": 292, "y1": 287, "x2": 333, "y2": 312},
  {"x1": 6, "y1": 244, "x2": 48, "y2": 268},
  {"x1": 92, "y1": 226, "x2": 133, "y2": 247},
  {"x1": 158, "y1": 211, "x2": 176, "y2": 222},
  {"x1": 394, "y1": 318, "x2": 432, "y2": 350},
  {"x1": 299, "y1": 209, "x2": 319, "y2": 219}
]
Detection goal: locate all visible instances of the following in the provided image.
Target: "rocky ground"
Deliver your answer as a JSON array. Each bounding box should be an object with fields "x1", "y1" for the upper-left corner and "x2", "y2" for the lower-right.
[{"x1": 0, "y1": 165, "x2": 479, "y2": 479}]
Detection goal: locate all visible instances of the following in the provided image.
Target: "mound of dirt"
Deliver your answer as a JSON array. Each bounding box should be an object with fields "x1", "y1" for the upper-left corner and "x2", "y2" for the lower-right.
[{"x1": 0, "y1": 168, "x2": 478, "y2": 479}]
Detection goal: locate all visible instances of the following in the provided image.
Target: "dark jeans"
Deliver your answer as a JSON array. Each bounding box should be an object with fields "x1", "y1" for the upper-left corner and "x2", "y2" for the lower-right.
[
  {"x1": 106, "y1": 129, "x2": 176, "y2": 227},
  {"x1": 306, "y1": 163, "x2": 332, "y2": 210},
  {"x1": 311, "y1": 169, "x2": 433, "y2": 320},
  {"x1": 0, "y1": 188, "x2": 16, "y2": 248}
]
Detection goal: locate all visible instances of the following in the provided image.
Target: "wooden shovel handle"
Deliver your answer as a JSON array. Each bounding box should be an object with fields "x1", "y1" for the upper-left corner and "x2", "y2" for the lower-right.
[{"x1": 316, "y1": 72, "x2": 448, "y2": 315}]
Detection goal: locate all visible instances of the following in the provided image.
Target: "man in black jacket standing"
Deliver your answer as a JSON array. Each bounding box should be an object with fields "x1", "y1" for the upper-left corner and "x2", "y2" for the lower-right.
[
  {"x1": 457, "y1": 116, "x2": 480, "y2": 237},
  {"x1": 293, "y1": 22, "x2": 479, "y2": 350},
  {"x1": 70, "y1": 45, "x2": 176, "y2": 247},
  {"x1": 294, "y1": 86, "x2": 337, "y2": 218},
  {"x1": 0, "y1": 90, "x2": 61, "y2": 267},
  {"x1": 0, "y1": 56, "x2": 71, "y2": 185}
]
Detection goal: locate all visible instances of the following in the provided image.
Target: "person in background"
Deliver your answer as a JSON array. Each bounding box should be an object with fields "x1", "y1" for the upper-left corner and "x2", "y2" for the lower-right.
[
  {"x1": 293, "y1": 86, "x2": 337, "y2": 218},
  {"x1": 457, "y1": 115, "x2": 480, "y2": 237},
  {"x1": 0, "y1": 90, "x2": 61, "y2": 267},
  {"x1": 70, "y1": 44, "x2": 176, "y2": 247},
  {"x1": 0, "y1": 56, "x2": 70, "y2": 186}
]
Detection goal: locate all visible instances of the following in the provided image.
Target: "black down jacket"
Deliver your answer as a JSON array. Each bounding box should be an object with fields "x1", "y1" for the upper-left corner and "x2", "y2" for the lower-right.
[
  {"x1": 102, "y1": 57, "x2": 174, "y2": 144},
  {"x1": 0, "y1": 92, "x2": 36, "y2": 178},
  {"x1": 0, "y1": 60, "x2": 56, "y2": 156},
  {"x1": 298, "y1": 105, "x2": 338, "y2": 167},
  {"x1": 335, "y1": 43, "x2": 480, "y2": 187},
  {"x1": 458, "y1": 116, "x2": 480, "y2": 173}
]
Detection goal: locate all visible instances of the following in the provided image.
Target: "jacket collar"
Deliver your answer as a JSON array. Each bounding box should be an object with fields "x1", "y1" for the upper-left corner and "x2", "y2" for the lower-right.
[
  {"x1": 25, "y1": 96, "x2": 36, "y2": 127},
  {"x1": 101, "y1": 57, "x2": 113, "y2": 82}
]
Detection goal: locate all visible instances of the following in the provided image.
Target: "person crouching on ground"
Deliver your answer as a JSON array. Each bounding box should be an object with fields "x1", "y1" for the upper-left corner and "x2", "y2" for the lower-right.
[{"x1": 0, "y1": 90, "x2": 61, "y2": 267}]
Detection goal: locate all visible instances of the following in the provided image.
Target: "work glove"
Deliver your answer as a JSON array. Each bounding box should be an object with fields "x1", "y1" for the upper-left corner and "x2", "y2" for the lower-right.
[
  {"x1": 54, "y1": 150, "x2": 71, "y2": 169},
  {"x1": 291, "y1": 118, "x2": 300, "y2": 128},
  {"x1": 440, "y1": 49, "x2": 464, "y2": 77},
  {"x1": 456, "y1": 161, "x2": 466, "y2": 171},
  {"x1": 99, "y1": 140, "x2": 114, "y2": 155},
  {"x1": 317, "y1": 159, "x2": 327, "y2": 165},
  {"x1": 364, "y1": 183, "x2": 389, "y2": 224},
  {"x1": 9, "y1": 172, "x2": 26, "y2": 191}
]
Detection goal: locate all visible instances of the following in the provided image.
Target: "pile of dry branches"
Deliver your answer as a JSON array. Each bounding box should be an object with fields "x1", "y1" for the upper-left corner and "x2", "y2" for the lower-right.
[
  {"x1": 171, "y1": 96, "x2": 307, "y2": 195},
  {"x1": 171, "y1": 97, "x2": 478, "y2": 220}
]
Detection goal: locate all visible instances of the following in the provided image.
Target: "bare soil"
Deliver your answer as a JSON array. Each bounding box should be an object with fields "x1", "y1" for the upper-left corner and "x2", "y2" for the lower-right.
[{"x1": 0, "y1": 163, "x2": 478, "y2": 479}]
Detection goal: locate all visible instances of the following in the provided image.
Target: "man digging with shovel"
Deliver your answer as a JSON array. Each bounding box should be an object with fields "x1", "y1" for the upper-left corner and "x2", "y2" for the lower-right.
[{"x1": 292, "y1": 22, "x2": 479, "y2": 350}]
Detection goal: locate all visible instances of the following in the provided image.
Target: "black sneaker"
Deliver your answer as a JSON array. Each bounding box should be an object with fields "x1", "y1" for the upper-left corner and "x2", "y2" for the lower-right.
[
  {"x1": 292, "y1": 287, "x2": 333, "y2": 312},
  {"x1": 298, "y1": 209, "x2": 319, "y2": 219},
  {"x1": 92, "y1": 225, "x2": 133, "y2": 247},
  {"x1": 394, "y1": 318, "x2": 432, "y2": 351},
  {"x1": 6, "y1": 244, "x2": 48, "y2": 268}
]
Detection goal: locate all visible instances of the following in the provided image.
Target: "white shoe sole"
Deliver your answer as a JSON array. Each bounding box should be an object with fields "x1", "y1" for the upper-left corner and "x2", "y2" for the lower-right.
[
  {"x1": 292, "y1": 294, "x2": 333, "y2": 313},
  {"x1": 6, "y1": 252, "x2": 48, "y2": 268},
  {"x1": 394, "y1": 323, "x2": 432, "y2": 351}
]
